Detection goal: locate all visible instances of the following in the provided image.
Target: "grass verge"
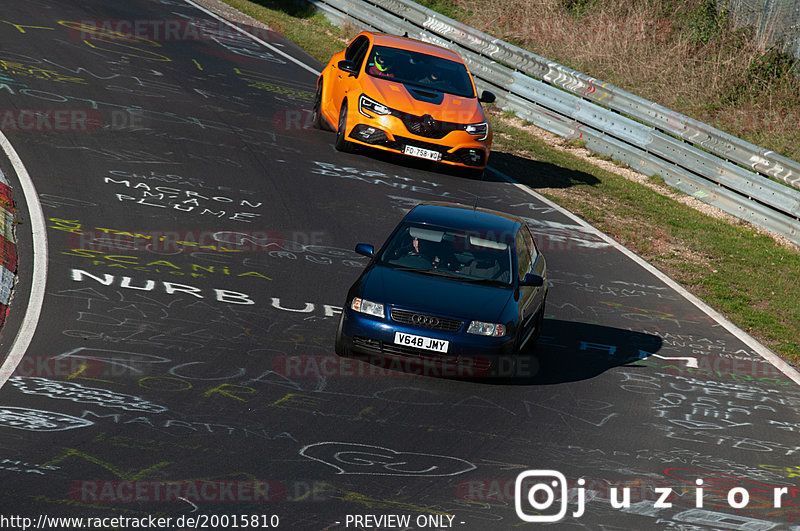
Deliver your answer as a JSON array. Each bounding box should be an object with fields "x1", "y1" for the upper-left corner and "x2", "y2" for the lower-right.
[
  {"x1": 418, "y1": 0, "x2": 800, "y2": 164},
  {"x1": 210, "y1": 0, "x2": 800, "y2": 365}
]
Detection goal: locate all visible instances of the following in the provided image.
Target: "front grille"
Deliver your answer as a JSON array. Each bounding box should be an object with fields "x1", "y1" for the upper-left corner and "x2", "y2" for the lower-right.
[
  {"x1": 393, "y1": 110, "x2": 461, "y2": 139},
  {"x1": 390, "y1": 309, "x2": 462, "y2": 332}
]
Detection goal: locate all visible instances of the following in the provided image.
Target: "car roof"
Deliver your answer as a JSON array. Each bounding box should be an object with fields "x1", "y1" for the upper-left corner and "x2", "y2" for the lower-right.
[
  {"x1": 403, "y1": 202, "x2": 523, "y2": 236},
  {"x1": 369, "y1": 33, "x2": 464, "y2": 63}
]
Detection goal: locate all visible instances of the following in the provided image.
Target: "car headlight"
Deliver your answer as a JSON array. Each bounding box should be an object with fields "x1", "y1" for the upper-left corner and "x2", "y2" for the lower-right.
[
  {"x1": 464, "y1": 122, "x2": 488, "y2": 141},
  {"x1": 359, "y1": 94, "x2": 391, "y2": 117},
  {"x1": 467, "y1": 321, "x2": 506, "y2": 337},
  {"x1": 351, "y1": 297, "x2": 385, "y2": 318}
]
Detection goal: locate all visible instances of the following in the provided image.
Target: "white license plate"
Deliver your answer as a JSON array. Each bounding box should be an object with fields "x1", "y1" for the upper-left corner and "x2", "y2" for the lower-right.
[
  {"x1": 394, "y1": 332, "x2": 449, "y2": 353},
  {"x1": 403, "y1": 145, "x2": 441, "y2": 161}
]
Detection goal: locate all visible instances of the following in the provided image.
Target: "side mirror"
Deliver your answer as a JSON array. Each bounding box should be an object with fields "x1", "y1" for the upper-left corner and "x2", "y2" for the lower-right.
[
  {"x1": 355, "y1": 243, "x2": 375, "y2": 258},
  {"x1": 338, "y1": 60, "x2": 358, "y2": 75},
  {"x1": 520, "y1": 273, "x2": 544, "y2": 287},
  {"x1": 479, "y1": 90, "x2": 496, "y2": 104}
]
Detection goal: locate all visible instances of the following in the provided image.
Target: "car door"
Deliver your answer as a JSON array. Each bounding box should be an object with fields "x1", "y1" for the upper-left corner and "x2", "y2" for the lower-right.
[{"x1": 330, "y1": 34, "x2": 371, "y2": 118}]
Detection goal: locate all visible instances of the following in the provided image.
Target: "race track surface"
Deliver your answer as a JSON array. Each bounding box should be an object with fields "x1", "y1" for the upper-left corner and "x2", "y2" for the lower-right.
[{"x1": 0, "y1": 1, "x2": 799, "y2": 529}]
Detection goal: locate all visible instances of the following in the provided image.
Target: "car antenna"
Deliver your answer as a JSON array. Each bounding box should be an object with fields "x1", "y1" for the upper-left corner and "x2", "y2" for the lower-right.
[{"x1": 403, "y1": 32, "x2": 409, "y2": 38}]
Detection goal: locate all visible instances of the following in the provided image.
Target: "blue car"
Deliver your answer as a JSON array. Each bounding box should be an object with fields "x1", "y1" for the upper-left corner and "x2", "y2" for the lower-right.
[{"x1": 335, "y1": 201, "x2": 547, "y2": 378}]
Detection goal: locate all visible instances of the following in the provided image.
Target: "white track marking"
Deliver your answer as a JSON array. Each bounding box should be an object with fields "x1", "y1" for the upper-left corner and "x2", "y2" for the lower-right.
[
  {"x1": 646, "y1": 353, "x2": 699, "y2": 369},
  {"x1": 0, "y1": 131, "x2": 48, "y2": 388}
]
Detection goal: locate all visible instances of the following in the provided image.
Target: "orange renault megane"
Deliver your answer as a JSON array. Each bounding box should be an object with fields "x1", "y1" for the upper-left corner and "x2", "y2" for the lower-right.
[{"x1": 312, "y1": 31, "x2": 495, "y2": 174}]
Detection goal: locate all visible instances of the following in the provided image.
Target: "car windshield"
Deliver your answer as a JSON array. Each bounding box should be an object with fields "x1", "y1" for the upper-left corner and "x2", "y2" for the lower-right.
[
  {"x1": 365, "y1": 45, "x2": 476, "y2": 98},
  {"x1": 378, "y1": 223, "x2": 513, "y2": 285}
]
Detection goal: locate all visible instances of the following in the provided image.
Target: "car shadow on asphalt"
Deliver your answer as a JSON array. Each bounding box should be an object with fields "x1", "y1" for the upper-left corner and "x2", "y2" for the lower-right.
[
  {"x1": 505, "y1": 318, "x2": 664, "y2": 385},
  {"x1": 335, "y1": 318, "x2": 663, "y2": 385},
  {"x1": 487, "y1": 150, "x2": 602, "y2": 189},
  {"x1": 347, "y1": 145, "x2": 601, "y2": 188}
]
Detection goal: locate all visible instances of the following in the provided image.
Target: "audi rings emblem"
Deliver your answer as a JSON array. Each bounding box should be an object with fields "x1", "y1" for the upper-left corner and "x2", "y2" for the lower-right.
[{"x1": 412, "y1": 314, "x2": 440, "y2": 327}]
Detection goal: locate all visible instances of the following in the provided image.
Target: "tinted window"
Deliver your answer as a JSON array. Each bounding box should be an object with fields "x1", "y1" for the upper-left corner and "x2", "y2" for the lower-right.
[
  {"x1": 378, "y1": 223, "x2": 512, "y2": 285},
  {"x1": 516, "y1": 229, "x2": 532, "y2": 281},
  {"x1": 365, "y1": 45, "x2": 475, "y2": 98},
  {"x1": 345, "y1": 35, "x2": 370, "y2": 72},
  {"x1": 523, "y1": 225, "x2": 538, "y2": 260}
]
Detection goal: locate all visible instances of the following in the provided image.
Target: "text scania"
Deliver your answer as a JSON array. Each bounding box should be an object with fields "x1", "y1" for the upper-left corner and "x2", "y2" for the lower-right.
[{"x1": 70, "y1": 269, "x2": 254, "y2": 305}]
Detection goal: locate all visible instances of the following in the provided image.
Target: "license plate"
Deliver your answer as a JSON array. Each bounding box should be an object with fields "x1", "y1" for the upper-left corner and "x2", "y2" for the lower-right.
[
  {"x1": 403, "y1": 145, "x2": 441, "y2": 161},
  {"x1": 394, "y1": 332, "x2": 449, "y2": 353}
]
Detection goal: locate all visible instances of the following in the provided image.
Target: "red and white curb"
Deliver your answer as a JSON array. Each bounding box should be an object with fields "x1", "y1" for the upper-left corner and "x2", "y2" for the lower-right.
[{"x1": 0, "y1": 167, "x2": 16, "y2": 329}]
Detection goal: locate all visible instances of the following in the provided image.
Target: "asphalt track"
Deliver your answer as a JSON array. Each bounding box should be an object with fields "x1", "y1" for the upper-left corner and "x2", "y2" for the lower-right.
[{"x1": 1, "y1": 1, "x2": 800, "y2": 529}]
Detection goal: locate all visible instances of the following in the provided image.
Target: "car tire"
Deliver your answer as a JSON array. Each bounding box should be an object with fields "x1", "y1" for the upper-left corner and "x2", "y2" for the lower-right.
[
  {"x1": 334, "y1": 311, "x2": 348, "y2": 356},
  {"x1": 335, "y1": 100, "x2": 354, "y2": 153},
  {"x1": 311, "y1": 79, "x2": 325, "y2": 130}
]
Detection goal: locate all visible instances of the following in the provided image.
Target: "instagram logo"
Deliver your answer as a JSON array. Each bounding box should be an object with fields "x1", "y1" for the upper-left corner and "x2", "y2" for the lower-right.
[{"x1": 515, "y1": 470, "x2": 581, "y2": 522}]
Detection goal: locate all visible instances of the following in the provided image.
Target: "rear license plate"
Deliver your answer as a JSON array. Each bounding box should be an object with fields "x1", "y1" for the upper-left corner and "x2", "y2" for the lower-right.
[
  {"x1": 403, "y1": 145, "x2": 441, "y2": 161},
  {"x1": 394, "y1": 332, "x2": 449, "y2": 353}
]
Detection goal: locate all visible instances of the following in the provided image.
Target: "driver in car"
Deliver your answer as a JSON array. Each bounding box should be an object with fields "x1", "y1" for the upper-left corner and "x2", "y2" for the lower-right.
[{"x1": 367, "y1": 50, "x2": 395, "y2": 77}]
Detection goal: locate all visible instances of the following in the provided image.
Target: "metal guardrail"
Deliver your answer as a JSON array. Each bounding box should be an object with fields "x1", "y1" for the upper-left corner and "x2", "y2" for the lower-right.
[{"x1": 307, "y1": 0, "x2": 800, "y2": 246}]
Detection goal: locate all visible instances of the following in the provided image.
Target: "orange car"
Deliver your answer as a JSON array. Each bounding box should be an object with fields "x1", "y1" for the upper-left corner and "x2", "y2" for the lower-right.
[{"x1": 312, "y1": 31, "x2": 495, "y2": 174}]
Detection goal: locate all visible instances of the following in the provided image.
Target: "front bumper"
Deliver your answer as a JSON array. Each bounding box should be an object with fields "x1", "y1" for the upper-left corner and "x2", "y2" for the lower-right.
[
  {"x1": 338, "y1": 306, "x2": 514, "y2": 376},
  {"x1": 347, "y1": 118, "x2": 490, "y2": 168}
]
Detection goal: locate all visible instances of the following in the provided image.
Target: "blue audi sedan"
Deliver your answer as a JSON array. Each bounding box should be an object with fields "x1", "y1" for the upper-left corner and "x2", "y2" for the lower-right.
[{"x1": 335, "y1": 202, "x2": 547, "y2": 378}]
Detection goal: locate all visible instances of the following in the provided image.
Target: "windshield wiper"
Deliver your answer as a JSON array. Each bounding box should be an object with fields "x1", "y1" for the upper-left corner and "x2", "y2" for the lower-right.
[
  {"x1": 458, "y1": 277, "x2": 510, "y2": 287},
  {"x1": 416, "y1": 269, "x2": 463, "y2": 279},
  {"x1": 390, "y1": 266, "x2": 462, "y2": 280}
]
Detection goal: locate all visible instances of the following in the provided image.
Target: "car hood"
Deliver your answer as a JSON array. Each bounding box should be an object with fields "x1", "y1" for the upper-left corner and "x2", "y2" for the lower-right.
[
  {"x1": 367, "y1": 79, "x2": 484, "y2": 123},
  {"x1": 358, "y1": 264, "x2": 512, "y2": 322}
]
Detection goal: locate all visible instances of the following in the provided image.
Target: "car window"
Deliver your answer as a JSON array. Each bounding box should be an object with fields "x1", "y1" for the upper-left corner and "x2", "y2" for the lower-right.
[
  {"x1": 378, "y1": 223, "x2": 512, "y2": 285},
  {"x1": 523, "y1": 225, "x2": 538, "y2": 261},
  {"x1": 365, "y1": 45, "x2": 475, "y2": 98},
  {"x1": 345, "y1": 35, "x2": 370, "y2": 72},
  {"x1": 516, "y1": 229, "x2": 532, "y2": 281}
]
